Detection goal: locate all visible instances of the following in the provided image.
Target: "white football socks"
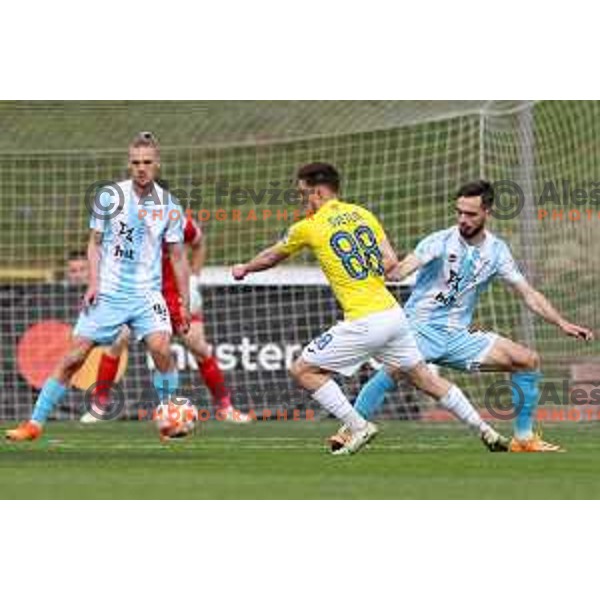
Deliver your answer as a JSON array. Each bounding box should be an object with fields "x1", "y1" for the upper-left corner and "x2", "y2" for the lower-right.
[
  {"x1": 312, "y1": 379, "x2": 367, "y2": 433},
  {"x1": 439, "y1": 385, "x2": 491, "y2": 434}
]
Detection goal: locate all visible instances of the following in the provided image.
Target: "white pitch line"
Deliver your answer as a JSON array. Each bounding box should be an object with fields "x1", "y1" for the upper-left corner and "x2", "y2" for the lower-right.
[{"x1": 1, "y1": 441, "x2": 459, "y2": 452}]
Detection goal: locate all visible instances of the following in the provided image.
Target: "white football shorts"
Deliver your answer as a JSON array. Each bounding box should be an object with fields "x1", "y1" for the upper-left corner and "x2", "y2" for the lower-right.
[{"x1": 300, "y1": 305, "x2": 423, "y2": 376}]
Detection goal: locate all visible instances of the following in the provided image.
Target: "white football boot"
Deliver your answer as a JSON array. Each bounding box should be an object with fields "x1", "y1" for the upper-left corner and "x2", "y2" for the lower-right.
[
  {"x1": 80, "y1": 409, "x2": 108, "y2": 424},
  {"x1": 331, "y1": 422, "x2": 378, "y2": 455}
]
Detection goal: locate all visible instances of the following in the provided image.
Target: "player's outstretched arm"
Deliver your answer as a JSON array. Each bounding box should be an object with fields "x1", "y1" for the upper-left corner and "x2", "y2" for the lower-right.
[
  {"x1": 384, "y1": 250, "x2": 422, "y2": 282},
  {"x1": 83, "y1": 230, "x2": 102, "y2": 308},
  {"x1": 378, "y1": 238, "x2": 400, "y2": 277},
  {"x1": 232, "y1": 244, "x2": 289, "y2": 280},
  {"x1": 511, "y1": 279, "x2": 594, "y2": 341}
]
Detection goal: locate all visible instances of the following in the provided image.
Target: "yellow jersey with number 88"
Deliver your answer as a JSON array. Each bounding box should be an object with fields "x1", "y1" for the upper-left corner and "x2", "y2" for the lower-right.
[{"x1": 275, "y1": 199, "x2": 397, "y2": 320}]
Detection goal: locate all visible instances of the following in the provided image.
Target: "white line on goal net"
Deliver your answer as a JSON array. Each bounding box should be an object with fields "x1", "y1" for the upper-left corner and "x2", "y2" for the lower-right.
[{"x1": 199, "y1": 266, "x2": 416, "y2": 287}]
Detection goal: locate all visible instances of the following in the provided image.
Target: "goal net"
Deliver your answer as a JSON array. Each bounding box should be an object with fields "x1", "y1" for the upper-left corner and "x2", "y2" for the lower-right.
[{"x1": 1, "y1": 100, "x2": 598, "y2": 421}]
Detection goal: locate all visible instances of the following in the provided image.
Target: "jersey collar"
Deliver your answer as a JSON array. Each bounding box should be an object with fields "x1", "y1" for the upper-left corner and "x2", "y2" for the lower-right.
[{"x1": 455, "y1": 226, "x2": 491, "y2": 250}]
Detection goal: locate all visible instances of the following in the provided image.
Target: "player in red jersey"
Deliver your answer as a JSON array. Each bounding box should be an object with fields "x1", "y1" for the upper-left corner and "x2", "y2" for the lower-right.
[{"x1": 81, "y1": 215, "x2": 250, "y2": 425}]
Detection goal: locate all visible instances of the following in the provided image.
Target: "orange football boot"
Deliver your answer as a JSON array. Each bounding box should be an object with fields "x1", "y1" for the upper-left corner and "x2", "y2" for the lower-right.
[
  {"x1": 5, "y1": 421, "x2": 43, "y2": 442},
  {"x1": 509, "y1": 434, "x2": 564, "y2": 453},
  {"x1": 158, "y1": 422, "x2": 193, "y2": 442}
]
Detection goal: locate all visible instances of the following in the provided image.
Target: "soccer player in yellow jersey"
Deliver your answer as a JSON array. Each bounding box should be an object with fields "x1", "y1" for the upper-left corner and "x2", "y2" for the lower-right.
[{"x1": 233, "y1": 163, "x2": 507, "y2": 455}]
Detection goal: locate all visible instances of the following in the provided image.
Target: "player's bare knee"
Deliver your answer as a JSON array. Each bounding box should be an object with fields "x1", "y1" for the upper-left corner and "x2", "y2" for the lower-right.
[
  {"x1": 147, "y1": 339, "x2": 173, "y2": 372},
  {"x1": 152, "y1": 350, "x2": 172, "y2": 373},
  {"x1": 183, "y1": 331, "x2": 211, "y2": 359},
  {"x1": 290, "y1": 358, "x2": 318, "y2": 385},
  {"x1": 405, "y1": 361, "x2": 430, "y2": 387},
  {"x1": 407, "y1": 362, "x2": 449, "y2": 399},
  {"x1": 114, "y1": 325, "x2": 131, "y2": 352},
  {"x1": 193, "y1": 344, "x2": 211, "y2": 361},
  {"x1": 519, "y1": 349, "x2": 540, "y2": 372},
  {"x1": 59, "y1": 352, "x2": 86, "y2": 379},
  {"x1": 289, "y1": 359, "x2": 305, "y2": 382},
  {"x1": 108, "y1": 338, "x2": 127, "y2": 357},
  {"x1": 382, "y1": 365, "x2": 403, "y2": 382}
]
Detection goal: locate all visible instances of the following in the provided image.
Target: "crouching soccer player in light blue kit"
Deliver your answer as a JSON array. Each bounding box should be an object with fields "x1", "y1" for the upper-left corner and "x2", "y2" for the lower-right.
[
  {"x1": 6, "y1": 132, "x2": 190, "y2": 442},
  {"x1": 335, "y1": 180, "x2": 594, "y2": 452}
]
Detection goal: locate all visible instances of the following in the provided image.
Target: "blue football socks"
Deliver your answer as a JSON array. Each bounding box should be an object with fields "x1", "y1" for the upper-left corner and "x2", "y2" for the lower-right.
[
  {"x1": 354, "y1": 369, "x2": 397, "y2": 419},
  {"x1": 511, "y1": 370, "x2": 541, "y2": 439},
  {"x1": 153, "y1": 370, "x2": 179, "y2": 403},
  {"x1": 31, "y1": 377, "x2": 67, "y2": 424}
]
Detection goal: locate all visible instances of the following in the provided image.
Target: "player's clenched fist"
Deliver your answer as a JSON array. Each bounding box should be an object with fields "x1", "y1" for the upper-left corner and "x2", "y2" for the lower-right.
[
  {"x1": 560, "y1": 321, "x2": 594, "y2": 341},
  {"x1": 232, "y1": 264, "x2": 248, "y2": 281},
  {"x1": 82, "y1": 285, "x2": 98, "y2": 311}
]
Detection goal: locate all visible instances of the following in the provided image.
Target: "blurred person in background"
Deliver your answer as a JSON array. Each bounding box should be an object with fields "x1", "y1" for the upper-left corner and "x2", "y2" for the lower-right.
[{"x1": 63, "y1": 250, "x2": 90, "y2": 286}]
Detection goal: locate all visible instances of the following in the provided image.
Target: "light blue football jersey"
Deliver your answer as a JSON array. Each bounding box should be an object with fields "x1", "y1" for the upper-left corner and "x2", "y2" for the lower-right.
[
  {"x1": 89, "y1": 179, "x2": 183, "y2": 299},
  {"x1": 404, "y1": 226, "x2": 525, "y2": 329}
]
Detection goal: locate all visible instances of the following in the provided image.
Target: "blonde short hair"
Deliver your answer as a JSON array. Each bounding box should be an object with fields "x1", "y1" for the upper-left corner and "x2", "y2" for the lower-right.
[{"x1": 129, "y1": 131, "x2": 160, "y2": 156}]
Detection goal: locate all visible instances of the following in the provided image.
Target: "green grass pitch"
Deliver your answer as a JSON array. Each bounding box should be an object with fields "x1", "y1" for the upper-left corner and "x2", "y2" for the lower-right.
[{"x1": 1, "y1": 420, "x2": 600, "y2": 499}]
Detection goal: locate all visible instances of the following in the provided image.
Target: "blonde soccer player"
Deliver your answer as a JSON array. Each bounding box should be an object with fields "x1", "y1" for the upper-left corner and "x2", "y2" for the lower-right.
[
  {"x1": 232, "y1": 163, "x2": 507, "y2": 455},
  {"x1": 6, "y1": 132, "x2": 189, "y2": 442},
  {"x1": 80, "y1": 211, "x2": 250, "y2": 426}
]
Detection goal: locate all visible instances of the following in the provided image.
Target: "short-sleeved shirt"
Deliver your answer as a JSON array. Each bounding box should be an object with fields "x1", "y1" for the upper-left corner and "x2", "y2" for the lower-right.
[
  {"x1": 405, "y1": 226, "x2": 525, "y2": 329},
  {"x1": 275, "y1": 199, "x2": 397, "y2": 320},
  {"x1": 90, "y1": 179, "x2": 183, "y2": 299}
]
